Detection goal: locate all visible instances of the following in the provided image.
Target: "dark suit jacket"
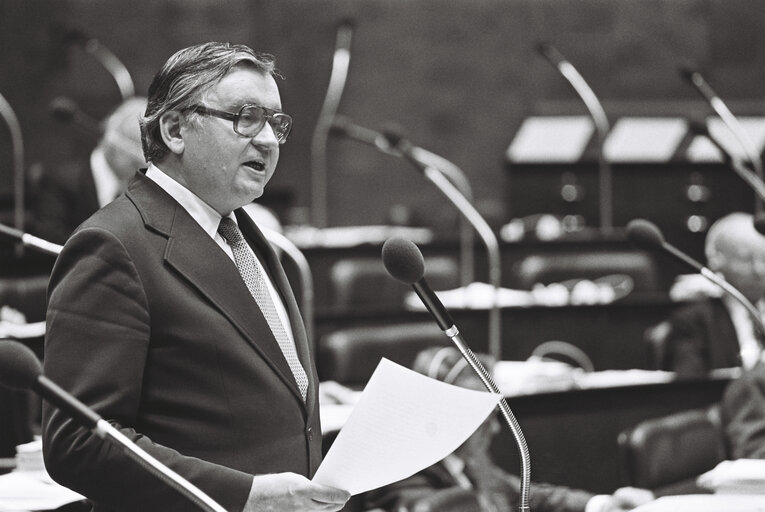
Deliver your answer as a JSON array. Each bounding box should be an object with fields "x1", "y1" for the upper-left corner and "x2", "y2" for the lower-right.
[
  {"x1": 364, "y1": 456, "x2": 593, "y2": 512},
  {"x1": 42, "y1": 171, "x2": 321, "y2": 512},
  {"x1": 663, "y1": 298, "x2": 742, "y2": 377},
  {"x1": 29, "y1": 158, "x2": 101, "y2": 244},
  {"x1": 721, "y1": 362, "x2": 765, "y2": 459}
]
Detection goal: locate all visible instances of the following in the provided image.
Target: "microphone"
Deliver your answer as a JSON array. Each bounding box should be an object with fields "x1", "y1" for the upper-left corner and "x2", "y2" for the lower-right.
[
  {"x1": 0, "y1": 223, "x2": 63, "y2": 256},
  {"x1": 310, "y1": 18, "x2": 354, "y2": 228},
  {"x1": 380, "y1": 126, "x2": 503, "y2": 357},
  {"x1": 331, "y1": 116, "x2": 477, "y2": 286},
  {"x1": 63, "y1": 28, "x2": 135, "y2": 100},
  {"x1": 0, "y1": 91, "x2": 25, "y2": 237},
  {"x1": 680, "y1": 67, "x2": 764, "y2": 212},
  {"x1": 688, "y1": 120, "x2": 765, "y2": 204},
  {"x1": 536, "y1": 41, "x2": 613, "y2": 231},
  {"x1": 0, "y1": 340, "x2": 227, "y2": 512},
  {"x1": 381, "y1": 237, "x2": 531, "y2": 512},
  {"x1": 626, "y1": 218, "x2": 765, "y2": 342},
  {"x1": 755, "y1": 214, "x2": 765, "y2": 236},
  {"x1": 49, "y1": 96, "x2": 104, "y2": 136}
]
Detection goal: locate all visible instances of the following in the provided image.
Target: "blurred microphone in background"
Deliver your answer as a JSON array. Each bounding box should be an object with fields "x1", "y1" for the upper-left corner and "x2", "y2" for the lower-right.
[
  {"x1": 310, "y1": 18, "x2": 354, "y2": 228},
  {"x1": 28, "y1": 96, "x2": 147, "y2": 244},
  {"x1": 63, "y1": 28, "x2": 136, "y2": 100},
  {"x1": 680, "y1": 67, "x2": 765, "y2": 213},
  {"x1": 537, "y1": 41, "x2": 613, "y2": 232}
]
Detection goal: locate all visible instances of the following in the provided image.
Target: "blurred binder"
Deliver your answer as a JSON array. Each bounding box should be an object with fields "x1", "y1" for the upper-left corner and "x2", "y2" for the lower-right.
[
  {"x1": 687, "y1": 117, "x2": 765, "y2": 162},
  {"x1": 602, "y1": 117, "x2": 687, "y2": 162},
  {"x1": 506, "y1": 116, "x2": 594, "y2": 163}
]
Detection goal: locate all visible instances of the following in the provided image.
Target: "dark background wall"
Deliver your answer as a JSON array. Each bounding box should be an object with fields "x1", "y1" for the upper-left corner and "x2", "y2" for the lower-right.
[{"x1": 1, "y1": 0, "x2": 764, "y2": 234}]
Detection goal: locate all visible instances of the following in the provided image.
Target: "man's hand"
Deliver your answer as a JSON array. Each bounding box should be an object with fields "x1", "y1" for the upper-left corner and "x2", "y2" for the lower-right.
[{"x1": 243, "y1": 472, "x2": 351, "y2": 511}]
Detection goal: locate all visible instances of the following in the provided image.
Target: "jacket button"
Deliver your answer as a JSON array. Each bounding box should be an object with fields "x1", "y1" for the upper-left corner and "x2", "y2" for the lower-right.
[{"x1": 306, "y1": 426, "x2": 313, "y2": 440}]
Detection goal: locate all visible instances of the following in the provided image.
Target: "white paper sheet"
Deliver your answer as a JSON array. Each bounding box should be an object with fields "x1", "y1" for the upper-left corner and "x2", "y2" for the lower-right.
[
  {"x1": 312, "y1": 358, "x2": 501, "y2": 495},
  {"x1": 0, "y1": 471, "x2": 86, "y2": 511},
  {"x1": 632, "y1": 494, "x2": 765, "y2": 512}
]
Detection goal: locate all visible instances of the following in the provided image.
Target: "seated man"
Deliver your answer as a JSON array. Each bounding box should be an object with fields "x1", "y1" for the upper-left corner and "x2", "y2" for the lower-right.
[
  {"x1": 363, "y1": 347, "x2": 654, "y2": 512},
  {"x1": 721, "y1": 361, "x2": 765, "y2": 460},
  {"x1": 660, "y1": 212, "x2": 765, "y2": 377},
  {"x1": 29, "y1": 96, "x2": 147, "y2": 244}
]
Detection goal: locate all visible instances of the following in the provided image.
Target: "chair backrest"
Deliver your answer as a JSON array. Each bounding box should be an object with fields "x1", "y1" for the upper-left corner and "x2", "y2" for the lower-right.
[
  {"x1": 0, "y1": 275, "x2": 49, "y2": 323},
  {"x1": 618, "y1": 405, "x2": 726, "y2": 494},
  {"x1": 317, "y1": 322, "x2": 450, "y2": 387},
  {"x1": 329, "y1": 256, "x2": 458, "y2": 309},
  {"x1": 0, "y1": 386, "x2": 33, "y2": 458}
]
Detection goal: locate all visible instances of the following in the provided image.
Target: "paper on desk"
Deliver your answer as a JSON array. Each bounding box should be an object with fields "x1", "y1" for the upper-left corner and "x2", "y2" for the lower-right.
[
  {"x1": 698, "y1": 459, "x2": 765, "y2": 494},
  {"x1": 312, "y1": 358, "x2": 501, "y2": 495},
  {"x1": 632, "y1": 494, "x2": 765, "y2": 512},
  {"x1": 0, "y1": 471, "x2": 85, "y2": 511}
]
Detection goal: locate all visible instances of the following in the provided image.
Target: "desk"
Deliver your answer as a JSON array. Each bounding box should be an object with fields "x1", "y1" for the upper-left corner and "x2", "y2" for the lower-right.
[
  {"x1": 493, "y1": 374, "x2": 732, "y2": 494},
  {"x1": 316, "y1": 293, "x2": 679, "y2": 371}
]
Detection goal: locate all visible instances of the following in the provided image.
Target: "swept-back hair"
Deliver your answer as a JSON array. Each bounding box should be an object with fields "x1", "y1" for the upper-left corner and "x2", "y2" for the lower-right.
[{"x1": 140, "y1": 41, "x2": 277, "y2": 162}]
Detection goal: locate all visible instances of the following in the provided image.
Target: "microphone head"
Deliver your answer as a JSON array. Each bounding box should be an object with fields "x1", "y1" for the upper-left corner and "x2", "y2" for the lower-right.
[
  {"x1": 62, "y1": 28, "x2": 91, "y2": 46},
  {"x1": 382, "y1": 237, "x2": 425, "y2": 285},
  {"x1": 337, "y1": 17, "x2": 356, "y2": 30},
  {"x1": 380, "y1": 122, "x2": 408, "y2": 149},
  {"x1": 678, "y1": 66, "x2": 700, "y2": 84},
  {"x1": 626, "y1": 219, "x2": 666, "y2": 251},
  {"x1": 0, "y1": 341, "x2": 42, "y2": 390},
  {"x1": 49, "y1": 96, "x2": 78, "y2": 122},
  {"x1": 330, "y1": 115, "x2": 353, "y2": 136}
]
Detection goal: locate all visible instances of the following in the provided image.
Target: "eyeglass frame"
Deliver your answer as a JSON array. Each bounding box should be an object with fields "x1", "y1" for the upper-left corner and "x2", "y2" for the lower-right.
[{"x1": 188, "y1": 104, "x2": 293, "y2": 144}]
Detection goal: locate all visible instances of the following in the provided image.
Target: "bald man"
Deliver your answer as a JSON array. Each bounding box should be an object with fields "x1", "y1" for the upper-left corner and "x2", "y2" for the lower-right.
[
  {"x1": 662, "y1": 212, "x2": 765, "y2": 377},
  {"x1": 30, "y1": 97, "x2": 147, "y2": 244}
]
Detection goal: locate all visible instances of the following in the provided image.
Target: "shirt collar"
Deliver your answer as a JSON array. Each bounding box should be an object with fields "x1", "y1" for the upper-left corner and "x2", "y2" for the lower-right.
[{"x1": 145, "y1": 163, "x2": 236, "y2": 239}]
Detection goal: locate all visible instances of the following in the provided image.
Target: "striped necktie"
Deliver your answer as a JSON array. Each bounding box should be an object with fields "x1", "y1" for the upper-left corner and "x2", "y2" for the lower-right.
[{"x1": 218, "y1": 217, "x2": 308, "y2": 401}]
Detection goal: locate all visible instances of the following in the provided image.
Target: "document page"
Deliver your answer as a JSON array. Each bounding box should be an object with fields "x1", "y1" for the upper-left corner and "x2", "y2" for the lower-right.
[{"x1": 313, "y1": 358, "x2": 501, "y2": 495}]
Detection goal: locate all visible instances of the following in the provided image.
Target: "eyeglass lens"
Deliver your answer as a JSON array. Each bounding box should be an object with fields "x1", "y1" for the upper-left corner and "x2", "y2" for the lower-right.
[{"x1": 237, "y1": 106, "x2": 291, "y2": 142}]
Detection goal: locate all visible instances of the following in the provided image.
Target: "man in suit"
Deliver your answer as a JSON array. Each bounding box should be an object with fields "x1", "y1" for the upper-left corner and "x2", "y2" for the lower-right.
[
  {"x1": 660, "y1": 212, "x2": 765, "y2": 377},
  {"x1": 363, "y1": 347, "x2": 654, "y2": 512},
  {"x1": 42, "y1": 42, "x2": 350, "y2": 511},
  {"x1": 30, "y1": 96, "x2": 147, "y2": 244}
]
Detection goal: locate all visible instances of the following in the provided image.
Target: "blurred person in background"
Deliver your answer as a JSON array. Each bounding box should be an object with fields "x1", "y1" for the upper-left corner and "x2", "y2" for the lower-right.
[
  {"x1": 363, "y1": 346, "x2": 654, "y2": 512},
  {"x1": 29, "y1": 96, "x2": 147, "y2": 244},
  {"x1": 658, "y1": 212, "x2": 765, "y2": 377}
]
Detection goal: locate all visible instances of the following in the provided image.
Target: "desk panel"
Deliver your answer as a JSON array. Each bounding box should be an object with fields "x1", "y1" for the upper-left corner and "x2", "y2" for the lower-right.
[{"x1": 494, "y1": 377, "x2": 731, "y2": 494}]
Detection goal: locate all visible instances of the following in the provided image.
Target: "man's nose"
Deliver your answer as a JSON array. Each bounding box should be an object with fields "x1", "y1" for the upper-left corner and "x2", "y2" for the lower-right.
[{"x1": 251, "y1": 121, "x2": 280, "y2": 147}]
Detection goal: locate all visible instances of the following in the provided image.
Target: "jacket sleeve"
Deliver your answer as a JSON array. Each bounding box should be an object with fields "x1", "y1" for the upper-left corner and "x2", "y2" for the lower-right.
[{"x1": 42, "y1": 226, "x2": 253, "y2": 512}]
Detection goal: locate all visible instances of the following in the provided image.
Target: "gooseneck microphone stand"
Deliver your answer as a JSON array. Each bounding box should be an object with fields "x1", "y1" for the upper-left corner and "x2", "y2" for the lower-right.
[
  {"x1": 65, "y1": 29, "x2": 135, "y2": 100},
  {"x1": 681, "y1": 68, "x2": 765, "y2": 213},
  {"x1": 310, "y1": 19, "x2": 354, "y2": 228},
  {"x1": 329, "y1": 116, "x2": 476, "y2": 286},
  {"x1": 537, "y1": 42, "x2": 613, "y2": 232},
  {"x1": 381, "y1": 238, "x2": 530, "y2": 512},
  {"x1": 0, "y1": 92, "x2": 25, "y2": 246},
  {"x1": 381, "y1": 129, "x2": 503, "y2": 360}
]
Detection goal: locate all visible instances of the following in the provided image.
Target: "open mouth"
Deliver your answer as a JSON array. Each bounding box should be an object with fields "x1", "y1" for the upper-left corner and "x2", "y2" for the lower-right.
[{"x1": 243, "y1": 160, "x2": 265, "y2": 172}]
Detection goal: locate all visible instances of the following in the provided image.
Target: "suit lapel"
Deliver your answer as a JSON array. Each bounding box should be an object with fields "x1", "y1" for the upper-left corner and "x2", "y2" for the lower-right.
[{"x1": 126, "y1": 173, "x2": 307, "y2": 407}]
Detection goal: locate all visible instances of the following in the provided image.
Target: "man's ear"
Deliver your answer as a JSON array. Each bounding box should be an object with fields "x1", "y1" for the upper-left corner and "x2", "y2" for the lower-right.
[{"x1": 158, "y1": 111, "x2": 185, "y2": 155}]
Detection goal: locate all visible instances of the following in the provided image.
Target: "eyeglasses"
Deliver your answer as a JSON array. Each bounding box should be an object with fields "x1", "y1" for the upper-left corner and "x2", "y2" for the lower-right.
[{"x1": 189, "y1": 104, "x2": 293, "y2": 144}]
